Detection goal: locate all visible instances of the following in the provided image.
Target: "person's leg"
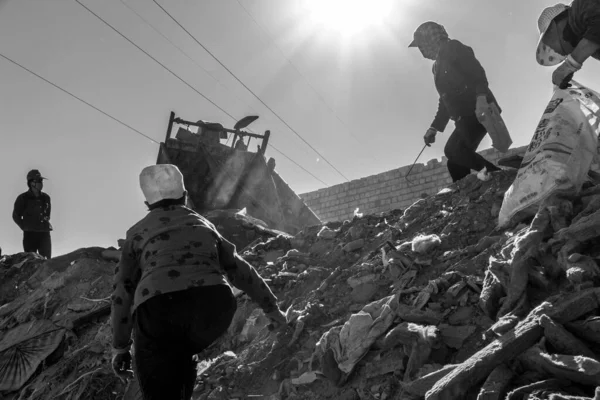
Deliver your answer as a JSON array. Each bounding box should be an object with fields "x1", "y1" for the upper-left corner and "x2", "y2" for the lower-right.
[
  {"x1": 185, "y1": 286, "x2": 237, "y2": 352},
  {"x1": 446, "y1": 160, "x2": 471, "y2": 182},
  {"x1": 38, "y1": 232, "x2": 51, "y2": 259},
  {"x1": 22, "y1": 231, "x2": 38, "y2": 253},
  {"x1": 133, "y1": 293, "x2": 195, "y2": 400},
  {"x1": 133, "y1": 285, "x2": 236, "y2": 400},
  {"x1": 183, "y1": 285, "x2": 237, "y2": 398},
  {"x1": 444, "y1": 116, "x2": 500, "y2": 175}
]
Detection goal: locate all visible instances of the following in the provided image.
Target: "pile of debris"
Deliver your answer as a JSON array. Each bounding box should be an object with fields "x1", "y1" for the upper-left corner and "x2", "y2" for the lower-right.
[
  {"x1": 190, "y1": 169, "x2": 600, "y2": 400},
  {"x1": 2, "y1": 168, "x2": 600, "y2": 400}
]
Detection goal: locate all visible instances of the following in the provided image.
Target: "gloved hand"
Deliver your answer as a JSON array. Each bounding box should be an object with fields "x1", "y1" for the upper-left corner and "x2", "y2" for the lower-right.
[
  {"x1": 266, "y1": 308, "x2": 288, "y2": 331},
  {"x1": 111, "y1": 347, "x2": 133, "y2": 383},
  {"x1": 475, "y1": 95, "x2": 489, "y2": 121},
  {"x1": 424, "y1": 127, "x2": 437, "y2": 147},
  {"x1": 553, "y1": 55, "x2": 582, "y2": 89}
]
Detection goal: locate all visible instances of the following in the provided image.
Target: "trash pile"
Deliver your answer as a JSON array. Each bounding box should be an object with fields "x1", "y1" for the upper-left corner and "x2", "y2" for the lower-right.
[
  {"x1": 0, "y1": 247, "x2": 119, "y2": 400},
  {"x1": 0, "y1": 211, "x2": 288, "y2": 400},
  {"x1": 3, "y1": 167, "x2": 600, "y2": 400},
  {"x1": 189, "y1": 168, "x2": 600, "y2": 400}
]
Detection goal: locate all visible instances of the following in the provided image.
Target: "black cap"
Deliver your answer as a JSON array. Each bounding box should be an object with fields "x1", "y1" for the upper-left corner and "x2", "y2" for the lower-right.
[{"x1": 27, "y1": 169, "x2": 47, "y2": 181}]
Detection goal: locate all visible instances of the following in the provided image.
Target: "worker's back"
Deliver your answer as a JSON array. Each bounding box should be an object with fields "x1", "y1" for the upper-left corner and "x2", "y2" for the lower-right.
[{"x1": 124, "y1": 204, "x2": 229, "y2": 313}]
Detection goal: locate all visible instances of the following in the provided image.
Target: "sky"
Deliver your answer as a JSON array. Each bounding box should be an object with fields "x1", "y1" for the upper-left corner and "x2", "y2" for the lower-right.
[{"x1": 1, "y1": 0, "x2": 599, "y2": 257}]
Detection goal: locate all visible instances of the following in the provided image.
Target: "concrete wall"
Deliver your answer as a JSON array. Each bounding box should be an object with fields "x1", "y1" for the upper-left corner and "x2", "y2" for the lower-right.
[{"x1": 300, "y1": 146, "x2": 527, "y2": 222}]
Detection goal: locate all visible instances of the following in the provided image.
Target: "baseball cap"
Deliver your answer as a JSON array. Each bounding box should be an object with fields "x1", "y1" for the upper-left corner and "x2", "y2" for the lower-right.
[
  {"x1": 26, "y1": 169, "x2": 47, "y2": 181},
  {"x1": 139, "y1": 164, "x2": 186, "y2": 205},
  {"x1": 408, "y1": 21, "x2": 448, "y2": 48}
]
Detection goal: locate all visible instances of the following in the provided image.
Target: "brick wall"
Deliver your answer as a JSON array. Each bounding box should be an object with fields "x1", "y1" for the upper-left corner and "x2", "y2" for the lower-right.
[{"x1": 300, "y1": 146, "x2": 527, "y2": 222}]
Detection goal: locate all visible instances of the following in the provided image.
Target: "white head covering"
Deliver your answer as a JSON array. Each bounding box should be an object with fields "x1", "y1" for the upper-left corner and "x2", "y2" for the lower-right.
[
  {"x1": 536, "y1": 3, "x2": 570, "y2": 66},
  {"x1": 139, "y1": 164, "x2": 185, "y2": 205}
]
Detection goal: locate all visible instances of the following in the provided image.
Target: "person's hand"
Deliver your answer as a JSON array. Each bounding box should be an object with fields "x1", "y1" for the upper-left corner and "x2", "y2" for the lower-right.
[
  {"x1": 266, "y1": 308, "x2": 288, "y2": 331},
  {"x1": 475, "y1": 95, "x2": 489, "y2": 121},
  {"x1": 424, "y1": 127, "x2": 437, "y2": 147},
  {"x1": 553, "y1": 55, "x2": 581, "y2": 88},
  {"x1": 111, "y1": 347, "x2": 133, "y2": 383}
]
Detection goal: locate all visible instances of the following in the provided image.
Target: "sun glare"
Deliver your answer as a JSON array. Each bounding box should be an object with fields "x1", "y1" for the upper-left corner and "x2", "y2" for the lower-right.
[{"x1": 302, "y1": 0, "x2": 393, "y2": 36}]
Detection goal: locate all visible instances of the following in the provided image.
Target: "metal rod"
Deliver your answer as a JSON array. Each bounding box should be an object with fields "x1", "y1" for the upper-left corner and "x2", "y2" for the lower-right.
[
  {"x1": 166, "y1": 111, "x2": 175, "y2": 142},
  {"x1": 405, "y1": 144, "x2": 428, "y2": 182},
  {"x1": 157, "y1": 111, "x2": 176, "y2": 164},
  {"x1": 224, "y1": 129, "x2": 264, "y2": 138},
  {"x1": 173, "y1": 117, "x2": 266, "y2": 139},
  {"x1": 261, "y1": 130, "x2": 270, "y2": 155}
]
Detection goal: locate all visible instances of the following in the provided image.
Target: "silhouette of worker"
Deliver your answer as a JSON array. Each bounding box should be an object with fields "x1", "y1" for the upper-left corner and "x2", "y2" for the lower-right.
[{"x1": 12, "y1": 169, "x2": 53, "y2": 258}]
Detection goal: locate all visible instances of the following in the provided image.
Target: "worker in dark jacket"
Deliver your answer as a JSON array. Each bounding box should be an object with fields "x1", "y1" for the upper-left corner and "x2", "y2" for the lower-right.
[
  {"x1": 111, "y1": 164, "x2": 287, "y2": 400},
  {"x1": 12, "y1": 169, "x2": 52, "y2": 258},
  {"x1": 536, "y1": 1, "x2": 600, "y2": 88},
  {"x1": 409, "y1": 22, "x2": 501, "y2": 182}
]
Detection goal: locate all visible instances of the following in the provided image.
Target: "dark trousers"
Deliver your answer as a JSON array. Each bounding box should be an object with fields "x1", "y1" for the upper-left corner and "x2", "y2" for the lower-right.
[
  {"x1": 133, "y1": 285, "x2": 237, "y2": 400},
  {"x1": 444, "y1": 115, "x2": 500, "y2": 182},
  {"x1": 23, "y1": 231, "x2": 51, "y2": 259}
]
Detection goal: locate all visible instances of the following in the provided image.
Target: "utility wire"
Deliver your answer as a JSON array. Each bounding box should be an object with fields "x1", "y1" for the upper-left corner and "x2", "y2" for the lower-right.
[
  {"x1": 152, "y1": 0, "x2": 350, "y2": 182},
  {"x1": 0, "y1": 52, "x2": 159, "y2": 144},
  {"x1": 268, "y1": 144, "x2": 329, "y2": 186},
  {"x1": 75, "y1": 0, "x2": 236, "y2": 123},
  {"x1": 119, "y1": 0, "x2": 256, "y2": 116},
  {"x1": 3, "y1": 45, "x2": 327, "y2": 187},
  {"x1": 235, "y1": 0, "x2": 374, "y2": 156},
  {"x1": 79, "y1": 0, "x2": 328, "y2": 187}
]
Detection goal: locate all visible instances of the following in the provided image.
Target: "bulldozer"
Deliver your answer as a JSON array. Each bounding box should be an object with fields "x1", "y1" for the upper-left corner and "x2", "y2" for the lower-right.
[{"x1": 156, "y1": 112, "x2": 321, "y2": 235}]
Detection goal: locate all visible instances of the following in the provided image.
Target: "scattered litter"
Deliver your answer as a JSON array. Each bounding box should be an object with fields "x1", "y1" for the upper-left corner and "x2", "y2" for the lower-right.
[
  {"x1": 3, "y1": 164, "x2": 600, "y2": 400},
  {"x1": 411, "y1": 234, "x2": 441, "y2": 254},
  {"x1": 291, "y1": 371, "x2": 320, "y2": 385},
  {"x1": 477, "y1": 167, "x2": 492, "y2": 182}
]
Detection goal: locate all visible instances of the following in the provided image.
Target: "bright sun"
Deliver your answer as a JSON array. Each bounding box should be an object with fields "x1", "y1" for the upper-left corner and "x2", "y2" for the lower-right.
[{"x1": 302, "y1": 0, "x2": 393, "y2": 36}]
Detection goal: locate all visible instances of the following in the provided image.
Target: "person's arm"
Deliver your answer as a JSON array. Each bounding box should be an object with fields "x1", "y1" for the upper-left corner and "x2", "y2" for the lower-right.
[
  {"x1": 12, "y1": 195, "x2": 24, "y2": 230},
  {"x1": 574, "y1": 0, "x2": 600, "y2": 64},
  {"x1": 217, "y1": 235, "x2": 278, "y2": 313},
  {"x1": 111, "y1": 238, "x2": 139, "y2": 350},
  {"x1": 571, "y1": 37, "x2": 600, "y2": 64},
  {"x1": 450, "y1": 41, "x2": 490, "y2": 98},
  {"x1": 430, "y1": 98, "x2": 450, "y2": 132},
  {"x1": 552, "y1": 36, "x2": 599, "y2": 86}
]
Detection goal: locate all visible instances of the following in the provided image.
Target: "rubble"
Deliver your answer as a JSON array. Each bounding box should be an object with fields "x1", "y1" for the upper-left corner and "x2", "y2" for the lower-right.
[
  {"x1": 3, "y1": 170, "x2": 600, "y2": 399},
  {"x1": 412, "y1": 234, "x2": 442, "y2": 254}
]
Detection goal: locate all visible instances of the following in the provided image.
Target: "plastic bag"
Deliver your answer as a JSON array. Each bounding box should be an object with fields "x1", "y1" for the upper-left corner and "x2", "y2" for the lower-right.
[
  {"x1": 498, "y1": 81, "x2": 600, "y2": 227},
  {"x1": 478, "y1": 102, "x2": 512, "y2": 153}
]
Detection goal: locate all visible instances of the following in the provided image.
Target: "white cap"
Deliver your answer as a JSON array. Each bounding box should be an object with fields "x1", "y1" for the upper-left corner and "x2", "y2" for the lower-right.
[
  {"x1": 139, "y1": 164, "x2": 185, "y2": 205},
  {"x1": 536, "y1": 3, "x2": 569, "y2": 66}
]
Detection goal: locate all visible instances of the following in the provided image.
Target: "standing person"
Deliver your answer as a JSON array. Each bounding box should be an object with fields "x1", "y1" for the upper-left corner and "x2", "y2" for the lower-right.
[
  {"x1": 12, "y1": 169, "x2": 52, "y2": 258},
  {"x1": 111, "y1": 164, "x2": 288, "y2": 400},
  {"x1": 536, "y1": 1, "x2": 600, "y2": 88},
  {"x1": 409, "y1": 21, "x2": 502, "y2": 182}
]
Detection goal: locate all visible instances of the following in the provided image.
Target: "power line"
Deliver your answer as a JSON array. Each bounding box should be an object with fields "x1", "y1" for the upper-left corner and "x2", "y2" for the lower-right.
[
  {"x1": 77, "y1": 0, "x2": 328, "y2": 187},
  {"x1": 75, "y1": 0, "x2": 236, "y2": 123},
  {"x1": 0, "y1": 52, "x2": 159, "y2": 144},
  {"x1": 119, "y1": 0, "x2": 255, "y2": 115},
  {"x1": 269, "y1": 145, "x2": 329, "y2": 186},
  {"x1": 235, "y1": 0, "x2": 374, "y2": 156},
  {"x1": 3, "y1": 44, "x2": 327, "y2": 187},
  {"x1": 152, "y1": 0, "x2": 350, "y2": 182}
]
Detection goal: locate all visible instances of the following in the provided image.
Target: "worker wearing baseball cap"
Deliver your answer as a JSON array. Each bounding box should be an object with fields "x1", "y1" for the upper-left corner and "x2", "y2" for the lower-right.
[
  {"x1": 536, "y1": 1, "x2": 600, "y2": 88},
  {"x1": 12, "y1": 169, "x2": 52, "y2": 258},
  {"x1": 111, "y1": 164, "x2": 288, "y2": 399},
  {"x1": 408, "y1": 22, "x2": 501, "y2": 182}
]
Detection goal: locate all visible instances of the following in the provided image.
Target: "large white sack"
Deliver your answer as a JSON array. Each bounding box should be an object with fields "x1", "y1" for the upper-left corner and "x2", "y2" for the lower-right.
[{"x1": 498, "y1": 82, "x2": 600, "y2": 227}]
